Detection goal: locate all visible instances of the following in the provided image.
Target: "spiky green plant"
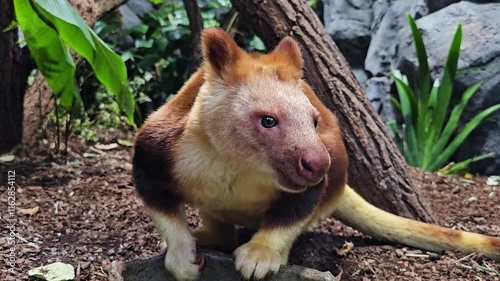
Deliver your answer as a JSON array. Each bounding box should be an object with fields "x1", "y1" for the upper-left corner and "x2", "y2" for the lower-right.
[{"x1": 389, "y1": 14, "x2": 500, "y2": 173}]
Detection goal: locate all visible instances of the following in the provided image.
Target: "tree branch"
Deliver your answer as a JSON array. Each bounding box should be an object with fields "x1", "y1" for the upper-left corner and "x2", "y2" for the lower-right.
[
  {"x1": 182, "y1": 0, "x2": 204, "y2": 66},
  {"x1": 94, "y1": 0, "x2": 127, "y2": 17}
]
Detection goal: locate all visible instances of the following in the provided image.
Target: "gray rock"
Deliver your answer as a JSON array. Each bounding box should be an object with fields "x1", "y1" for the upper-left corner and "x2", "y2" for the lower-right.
[
  {"x1": 362, "y1": 0, "x2": 427, "y2": 130},
  {"x1": 365, "y1": 0, "x2": 428, "y2": 77},
  {"x1": 127, "y1": 0, "x2": 154, "y2": 17},
  {"x1": 324, "y1": 0, "x2": 428, "y2": 127},
  {"x1": 365, "y1": 77, "x2": 397, "y2": 124},
  {"x1": 452, "y1": 62, "x2": 500, "y2": 175},
  {"x1": 425, "y1": 0, "x2": 460, "y2": 12},
  {"x1": 118, "y1": 0, "x2": 155, "y2": 29},
  {"x1": 324, "y1": 0, "x2": 376, "y2": 40},
  {"x1": 352, "y1": 68, "x2": 369, "y2": 89},
  {"x1": 425, "y1": 0, "x2": 499, "y2": 13},
  {"x1": 425, "y1": 0, "x2": 496, "y2": 13},
  {"x1": 324, "y1": 0, "x2": 428, "y2": 70},
  {"x1": 108, "y1": 249, "x2": 336, "y2": 281},
  {"x1": 394, "y1": 1, "x2": 500, "y2": 174},
  {"x1": 323, "y1": 0, "x2": 375, "y2": 66},
  {"x1": 118, "y1": 5, "x2": 142, "y2": 29}
]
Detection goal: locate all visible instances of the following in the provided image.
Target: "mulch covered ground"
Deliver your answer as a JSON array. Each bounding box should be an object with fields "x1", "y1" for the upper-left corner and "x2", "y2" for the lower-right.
[{"x1": 1, "y1": 141, "x2": 499, "y2": 280}]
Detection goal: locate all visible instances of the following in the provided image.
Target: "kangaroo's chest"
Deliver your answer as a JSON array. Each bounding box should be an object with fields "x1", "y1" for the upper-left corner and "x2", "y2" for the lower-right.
[{"x1": 173, "y1": 141, "x2": 279, "y2": 226}]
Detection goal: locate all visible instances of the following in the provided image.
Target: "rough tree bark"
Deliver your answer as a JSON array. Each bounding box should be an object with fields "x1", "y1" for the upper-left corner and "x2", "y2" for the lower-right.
[
  {"x1": 231, "y1": 0, "x2": 435, "y2": 222},
  {"x1": 0, "y1": 0, "x2": 33, "y2": 153},
  {"x1": 22, "y1": 0, "x2": 127, "y2": 145}
]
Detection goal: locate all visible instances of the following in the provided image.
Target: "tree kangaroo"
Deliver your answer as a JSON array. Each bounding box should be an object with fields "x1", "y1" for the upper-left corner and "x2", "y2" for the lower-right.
[{"x1": 132, "y1": 28, "x2": 500, "y2": 280}]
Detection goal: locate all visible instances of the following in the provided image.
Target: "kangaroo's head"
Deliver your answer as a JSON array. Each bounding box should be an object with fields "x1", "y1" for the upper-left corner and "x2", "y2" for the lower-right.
[{"x1": 197, "y1": 28, "x2": 331, "y2": 193}]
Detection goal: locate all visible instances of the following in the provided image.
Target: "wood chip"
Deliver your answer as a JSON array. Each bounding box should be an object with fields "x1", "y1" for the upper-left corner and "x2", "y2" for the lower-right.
[
  {"x1": 336, "y1": 241, "x2": 354, "y2": 256},
  {"x1": 18, "y1": 206, "x2": 40, "y2": 216},
  {"x1": 27, "y1": 186, "x2": 43, "y2": 192},
  {"x1": 0, "y1": 154, "x2": 15, "y2": 162}
]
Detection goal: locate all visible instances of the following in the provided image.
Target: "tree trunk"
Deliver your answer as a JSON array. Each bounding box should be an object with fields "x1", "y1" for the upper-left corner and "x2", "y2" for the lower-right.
[
  {"x1": 22, "y1": 0, "x2": 126, "y2": 146},
  {"x1": 231, "y1": 0, "x2": 435, "y2": 223},
  {"x1": 0, "y1": 0, "x2": 30, "y2": 153}
]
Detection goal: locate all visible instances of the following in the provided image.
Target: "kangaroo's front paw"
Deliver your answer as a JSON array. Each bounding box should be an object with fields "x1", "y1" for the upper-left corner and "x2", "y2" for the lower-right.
[
  {"x1": 165, "y1": 239, "x2": 205, "y2": 281},
  {"x1": 234, "y1": 242, "x2": 281, "y2": 280}
]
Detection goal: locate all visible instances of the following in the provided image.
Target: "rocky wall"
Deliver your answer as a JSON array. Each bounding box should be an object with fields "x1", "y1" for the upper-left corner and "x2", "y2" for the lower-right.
[{"x1": 324, "y1": 0, "x2": 500, "y2": 175}]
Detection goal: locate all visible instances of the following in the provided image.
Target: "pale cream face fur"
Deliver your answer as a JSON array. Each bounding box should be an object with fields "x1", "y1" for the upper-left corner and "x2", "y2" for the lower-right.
[{"x1": 212, "y1": 72, "x2": 329, "y2": 193}]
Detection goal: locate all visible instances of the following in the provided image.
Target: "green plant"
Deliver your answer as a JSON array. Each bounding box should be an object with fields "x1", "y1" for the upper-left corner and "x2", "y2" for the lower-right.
[
  {"x1": 14, "y1": 0, "x2": 135, "y2": 123},
  {"x1": 389, "y1": 14, "x2": 500, "y2": 173},
  {"x1": 42, "y1": 84, "x2": 139, "y2": 146},
  {"x1": 90, "y1": 0, "x2": 263, "y2": 117},
  {"x1": 92, "y1": 1, "x2": 229, "y2": 107}
]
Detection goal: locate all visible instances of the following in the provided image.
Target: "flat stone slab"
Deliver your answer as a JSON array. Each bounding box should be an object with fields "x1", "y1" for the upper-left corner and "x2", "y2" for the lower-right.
[{"x1": 109, "y1": 249, "x2": 336, "y2": 281}]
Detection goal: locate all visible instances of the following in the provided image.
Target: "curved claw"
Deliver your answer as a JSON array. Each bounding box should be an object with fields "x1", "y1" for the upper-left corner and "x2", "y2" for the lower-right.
[
  {"x1": 195, "y1": 255, "x2": 206, "y2": 272},
  {"x1": 234, "y1": 242, "x2": 281, "y2": 280}
]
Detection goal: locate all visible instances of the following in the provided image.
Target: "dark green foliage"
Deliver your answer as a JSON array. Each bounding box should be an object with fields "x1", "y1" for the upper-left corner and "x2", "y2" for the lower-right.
[{"x1": 91, "y1": 0, "x2": 264, "y2": 116}]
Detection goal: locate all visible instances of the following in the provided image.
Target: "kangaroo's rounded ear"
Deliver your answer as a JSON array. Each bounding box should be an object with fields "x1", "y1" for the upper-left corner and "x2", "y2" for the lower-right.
[
  {"x1": 201, "y1": 28, "x2": 240, "y2": 75},
  {"x1": 271, "y1": 37, "x2": 303, "y2": 70}
]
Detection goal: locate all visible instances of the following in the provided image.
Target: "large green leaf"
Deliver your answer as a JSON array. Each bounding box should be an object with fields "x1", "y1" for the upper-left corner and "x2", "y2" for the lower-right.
[
  {"x1": 15, "y1": 0, "x2": 135, "y2": 123},
  {"x1": 407, "y1": 14, "x2": 431, "y2": 100},
  {"x1": 393, "y1": 76, "x2": 418, "y2": 165},
  {"x1": 14, "y1": 0, "x2": 80, "y2": 110},
  {"x1": 421, "y1": 80, "x2": 440, "y2": 169},
  {"x1": 429, "y1": 24, "x2": 462, "y2": 146},
  {"x1": 428, "y1": 104, "x2": 500, "y2": 171},
  {"x1": 90, "y1": 30, "x2": 135, "y2": 122},
  {"x1": 31, "y1": 0, "x2": 95, "y2": 56},
  {"x1": 32, "y1": 0, "x2": 135, "y2": 123},
  {"x1": 429, "y1": 81, "x2": 483, "y2": 160},
  {"x1": 440, "y1": 153, "x2": 494, "y2": 174},
  {"x1": 408, "y1": 15, "x2": 433, "y2": 160}
]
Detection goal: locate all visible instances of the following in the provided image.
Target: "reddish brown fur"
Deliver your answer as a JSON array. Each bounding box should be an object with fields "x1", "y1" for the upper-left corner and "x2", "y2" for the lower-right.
[
  {"x1": 202, "y1": 29, "x2": 302, "y2": 84},
  {"x1": 133, "y1": 70, "x2": 204, "y2": 214},
  {"x1": 490, "y1": 237, "x2": 500, "y2": 249},
  {"x1": 300, "y1": 82, "x2": 349, "y2": 218},
  {"x1": 432, "y1": 225, "x2": 462, "y2": 240},
  {"x1": 202, "y1": 29, "x2": 241, "y2": 77}
]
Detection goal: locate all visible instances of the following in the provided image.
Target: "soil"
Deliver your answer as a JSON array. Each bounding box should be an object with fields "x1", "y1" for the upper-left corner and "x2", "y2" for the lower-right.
[{"x1": 1, "y1": 140, "x2": 499, "y2": 281}]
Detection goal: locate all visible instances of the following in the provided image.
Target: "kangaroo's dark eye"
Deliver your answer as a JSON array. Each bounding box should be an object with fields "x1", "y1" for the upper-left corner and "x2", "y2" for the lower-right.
[
  {"x1": 314, "y1": 118, "x2": 318, "y2": 128},
  {"x1": 261, "y1": 116, "x2": 278, "y2": 128}
]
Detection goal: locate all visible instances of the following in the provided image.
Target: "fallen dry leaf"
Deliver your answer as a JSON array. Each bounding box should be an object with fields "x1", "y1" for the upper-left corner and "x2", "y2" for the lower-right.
[
  {"x1": 9, "y1": 138, "x2": 500, "y2": 281},
  {"x1": 0, "y1": 154, "x2": 15, "y2": 162},
  {"x1": 26, "y1": 186, "x2": 43, "y2": 192},
  {"x1": 95, "y1": 143, "x2": 119, "y2": 150},
  {"x1": 18, "y1": 206, "x2": 40, "y2": 216},
  {"x1": 336, "y1": 241, "x2": 354, "y2": 256}
]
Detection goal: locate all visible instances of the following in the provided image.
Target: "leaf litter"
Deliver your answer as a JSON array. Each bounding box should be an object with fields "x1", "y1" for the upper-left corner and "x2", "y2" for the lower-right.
[{"x1": 0, "y1": 141, "x2": 498, "y2": 280}]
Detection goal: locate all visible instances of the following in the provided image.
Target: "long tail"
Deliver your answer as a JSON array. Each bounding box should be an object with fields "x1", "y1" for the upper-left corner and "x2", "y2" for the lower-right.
[{"x1": 332, "y1": 185, "x2": 500, "y2": 261}]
